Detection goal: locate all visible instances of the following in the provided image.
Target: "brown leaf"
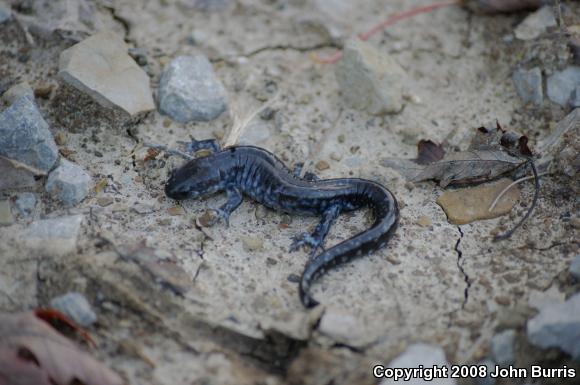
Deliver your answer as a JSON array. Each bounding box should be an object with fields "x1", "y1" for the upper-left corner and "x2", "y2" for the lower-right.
[
  {"x1": 416, "y1": 140, "x2": 445, "y2": 165},
  {"x1": 0, "y1": 312, "x2": 123, "y2": 385}
]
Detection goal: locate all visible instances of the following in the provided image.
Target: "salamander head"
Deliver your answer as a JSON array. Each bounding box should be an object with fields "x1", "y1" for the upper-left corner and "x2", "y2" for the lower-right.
[{"x1": 165, "y1": 158, "x2": 223, "y2": 200}]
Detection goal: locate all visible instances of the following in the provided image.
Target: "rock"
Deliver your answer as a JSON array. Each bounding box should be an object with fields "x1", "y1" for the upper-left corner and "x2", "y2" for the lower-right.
[
  {"x1": 59, "y1": 31, "x2": 155, "y2": 116},
  {"x1": 571, "y1": 86, "x2": 580, "y2": 108},
  {"x1": 527, "y1": 292, "x2": 580, "y2": 360},
  {"x1": 570, "y1": 255, "x2": 580, "y2": 280},
  {"x1": 380, "y1": 343, "x2": 456, "y2": 385},
  {"x1": 335, "y1": 39, "x2": 404, "y2": 115},
  {"x1": 0, "y1": 158, "x2": 36, "y2": 191},
  {"x1": 1, "y1": 82, "x2": 34, "y2": 106},
  {"x1": 512, "y1": 67, "x2": 543, "y2": 105},
  {"x1": 475, "y1": 359, "x2": 496, "y2": 385},
  {"x1": 0, "y1": 200, "x2": 13, "y2": 226},
  {"x1": 528, "y1": 286, "x2": 565, "y2": 310},
  {"x1": 50, "y1": 292, "x2": 97, "y2": 327},
  {"x1": 416, "y1": 216, "x2": 432, "y2": 227},
  {"x1": 46, "y1": 159, "x2": 91, "y2": 206},
  {"x1": 546, "y1": 66, "x2": 580, "y2": 107},
  {"x1": 23, "y1": 215, "x2": 84, "y2": 257},
  {"x1": 315, "y1": 160, "x2": 330, "y2": 171},
  {"x1": 242, "y1": 236, "x2": 264, "y2": 252},
  {"x1": 159, "y1": 55, "x2": 228, "y2": 122},
  {"x1": 0, "y1": 96, "x2": 58, "y2": 174},
  {"x1": 318, "y1": 307, "x2": 366, "y2": 345},
  {"x1": 514, "y1": 6, "x2": 556, "y2": 41},
  {"x1": 0, "y1": 1, "x2": 11, "y2": 24},
  {"x1": 436, "y1": 178, "x2": 520, "y2": 225},
  {"x1": 491, "y1": 329, "x2": 516, "y2": 366},
  {"x1": 15, "y1": 192, "x2": 37, "y2": 217}
]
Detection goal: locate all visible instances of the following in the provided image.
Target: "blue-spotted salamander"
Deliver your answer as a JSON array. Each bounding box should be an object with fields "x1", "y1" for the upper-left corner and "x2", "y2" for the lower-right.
[{"x1": 164, "y1": 139, "x2": 399, "y2": 307}]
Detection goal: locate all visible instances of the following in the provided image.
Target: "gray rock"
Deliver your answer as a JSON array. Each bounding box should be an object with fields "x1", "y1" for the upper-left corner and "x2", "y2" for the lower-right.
[
  {"x1": 15, "y1": 192, "x2": 37, "y2": 217},
  {"x1": 159, "y1": 55, "x2": 228, "y2": 122},
  {"x1": 571, "y1": 86, "x2": 580, "y2": 108},
  {"x1": 512, "y1": 67, "x2": 543, "y2": 105},
  {"x1": 527, "y1": 292, "x2": 580, "y2": 360},
  {"x1": 335, "y1": 39, "x2": 404, "y2": 115},
  {"x1": 380, "y1": 343, "x2": 456, "y2": 385},
  {"x1": 59, "y1": 30, "x2": 155, "y2": 116},
  {"x1": 50, "y1": 292, "x2": 97, "y2": 327},
  {"x1": 23, "y1": 215, "x2": 84, "y2": 257},
  {"x1": 318, "y1": 307, "x2": 366, "y2": 345},
  {"x1": 0, "y1": 157, "x2": 36, "y2": 190},
  {"x1": 0, "y1": 96, "x2": 58, "y2": 174},
  {"x1": 546, "y1": 66, "x2": 580, "y2": 107},
  {"x1": 1, "y1": 82, "x2": 34, "y2": 105},
  {"x1": 514, "y1": 6, "x2": 556, "y2": 41},
  {"x1": 570, "y1": 255, "x2": 580, "y2": 280},
  {"x1": 491, "y1": 329, "x2": 517, "y2": 366},
  {"x1": 0, "y1": 1, "x2": 11, "y2": 24},
  {"x1": 0, "y1": 200, "x2": 13, "y2": 226},
  {"x1": 46, "y1": 159, "x2": 91, "y2": 206},
  {"x1": 475, "y1": 359, "x2": 496, "y2": 385}
]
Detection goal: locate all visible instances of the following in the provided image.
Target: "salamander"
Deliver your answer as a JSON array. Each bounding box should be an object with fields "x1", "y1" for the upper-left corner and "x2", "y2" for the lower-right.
[{"x1": 164, "y1": 139, "x2": 399, "y2": 307}]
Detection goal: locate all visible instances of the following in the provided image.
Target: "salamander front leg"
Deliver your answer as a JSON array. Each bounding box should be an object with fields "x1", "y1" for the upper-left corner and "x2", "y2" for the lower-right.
[
  {"x1": 179, "y1": 138, "x2": 221, "y2": 155},
  {"x1": 209, "y1": 186, "x2": 243, "y2": 227},
  {"x1": 289, "y1": 205, "x2": 341, "y2": 257}
]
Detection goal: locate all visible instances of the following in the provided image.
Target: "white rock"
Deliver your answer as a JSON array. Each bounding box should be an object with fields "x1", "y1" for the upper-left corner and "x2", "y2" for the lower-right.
[
  {"x1": 318, "y1": 307, "x2": 365, "y2": 344},
  {"x1": 527, "y1": 292, "x2": 580, "y2": 360},
  {"x1": 23, "y1": 215, "x2": 84, "y2": 257},
  {"x1": 51, "y1": 292, "x2": 97, "y2": 327},
  {"x1": 514, "y1": 6, "x2": 557, "y2": 41},
  {"x1": 380, "y1": 343, "x2": 456, "y2": 385},
  {"x1": 335, "y1": 39, "x2": 404, "y2": 115},
  {"x1": 59, "y1": 30, "x2": 155, "y2": 116},
  {"x1": 46, "y1": 158, "x2": 91, "y2": 207}
]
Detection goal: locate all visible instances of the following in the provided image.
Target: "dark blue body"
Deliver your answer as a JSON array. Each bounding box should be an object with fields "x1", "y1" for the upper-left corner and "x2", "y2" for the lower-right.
[{"x1": 165, "y1": 145, "x2": 399, "y2": 307}]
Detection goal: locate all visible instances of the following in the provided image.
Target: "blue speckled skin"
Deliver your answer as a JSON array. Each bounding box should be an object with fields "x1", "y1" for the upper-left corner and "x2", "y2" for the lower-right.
[{"x1": 165, "y1": 144, "x2": 399, "y2": 308}]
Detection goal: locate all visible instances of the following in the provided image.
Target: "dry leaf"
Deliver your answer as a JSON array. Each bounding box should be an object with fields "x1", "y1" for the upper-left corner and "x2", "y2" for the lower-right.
[{"x1": 0, "y1": 311, "x2": 123, "y2": 385}]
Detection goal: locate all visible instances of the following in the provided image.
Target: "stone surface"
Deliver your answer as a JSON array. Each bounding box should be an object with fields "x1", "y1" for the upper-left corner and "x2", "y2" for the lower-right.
[
  {"x1": 570, "y1": 255, "x2": 580, "y2": 281},
  {"x1": 0, "y1": 200, "x2": 14, "y2": 226},
  {"x1": 335, "y1": 39, "x2": 404, "y2": 115},
  {"x1": 546, "y1": 66, "x2": 580, "y2": 107},
  {"x1": 0, "y1": 158, "x2": 36, "y2": 191},
  {"x1": 380, "y1": 343, "x2": 456, "y2": 385},
  {"x1": 318, "y1": 307, "x2": 365, "y2": 345},
  {"x1": 158, "y1": 55, "x2": 228, "y2": 122},
  {"x1": 436, "y1": 178, "x2": 520, "y2": 225},
  {"x1": 50, "y1": 292, "x2": 97, "y2": 327},
  {"x1": 0, "y1": 1, "x2": 11, "y2": 24},
  {"x1": 512, "y1": 67, "x2": 543, "y2": 105},
  {"x1": 490, "y1": 329, "x2": 516, "y2": 366},
  {"x1": 14, "y1": 192, "x2": 37, "y2": 217},
  {"x1": 23, "y1": 215, "x2": 84, "y2": 257},
  {"x1": 59, "y1": 30, "x2": 155, "y2": 116},
  {"x1": 46, "y1": 159, "x2": 91, "y2": 206},
  {"x1": 0, "y1": 96, "x2": 58, "y2": 174},
  {"x1": 571, "y1": 86, "x2": 580, "y2": 108},
  {"x1": 1, "y1": 82, "x2": 34, "y2": 106},
  {"x1": 514, "y1": 6, "x2": 556, "y2": 41},
  {"x1": 527, "y1": 292, "x2": 580, "y2": 360}
]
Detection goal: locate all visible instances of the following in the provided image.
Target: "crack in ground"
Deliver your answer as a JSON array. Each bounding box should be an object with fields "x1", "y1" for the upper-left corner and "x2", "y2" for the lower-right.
[{"x1": 455, "y1": 226, "x2": 470, "y2": 309}]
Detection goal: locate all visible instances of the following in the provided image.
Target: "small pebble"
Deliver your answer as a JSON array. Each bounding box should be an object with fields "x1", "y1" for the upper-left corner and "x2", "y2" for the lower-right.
[
  {"x1": 15, "y1": 192, "x2": 36, "y2": 217},
  {"x1": 167, "y1": 206, "x2": 185, "y2": 216},
  {"x1": 416, "y1": 216, "x2": 431, "y2": 227},
  {"x1": 96, "y1": 196, "x2": 114, "y2": 207},
  {"x1": 287, "y1": 273, "x2": 300, "y2": 283},
  {"x1": 495, "y1": 296, "x2": 511, "y2": 306},
  {"x1": 330, "y1": 152, "x2": 342, "y2": 161},
  {"x1": 266, "y1": 257, "x2": 277, "y2": 266},
  {"x1": 50, "y1": 292, "x2": 97, "y2": 327},
  {"x1": 242, "y1": 236, "x2": 264, "y2": 252},
  {"x1": 0, "y1": 200, "x2": 14, "y2": 226},
  {"x1": 54, "y1": 131, "x2": 68, "y2": 145},
  {"x1": 386, "y1": 254, "x2": 401, "y2": 265},
  {"x1": 315, "y1": 160, "x2": 330, "y2": 171}
]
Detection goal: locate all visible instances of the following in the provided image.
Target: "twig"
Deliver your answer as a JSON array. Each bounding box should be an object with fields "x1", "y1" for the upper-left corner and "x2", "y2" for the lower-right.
[
  {"x1": 142, "y1": 142, "x2": 193, "y2": 160},
  {"x1": 224, "y1": 93, "x2": 279, "y2": 148},
  {"x1": 312, "y1": 0, "x2": 460, "y2": 64},
  {"x1": 488, "y1": 172, "x2": 548, "y2": 212},
  {"x1": 493, "y1": 160, "x2": 540, "y2": 242}
]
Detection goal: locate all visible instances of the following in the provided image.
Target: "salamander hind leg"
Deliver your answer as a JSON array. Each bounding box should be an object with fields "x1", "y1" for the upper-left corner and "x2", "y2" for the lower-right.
[
  {"x1": 209, "y1": 186, "x2": 242, "y2": 227},
  {"x1": 289, "y1": 204, "x2": 341, "y2": 257}
]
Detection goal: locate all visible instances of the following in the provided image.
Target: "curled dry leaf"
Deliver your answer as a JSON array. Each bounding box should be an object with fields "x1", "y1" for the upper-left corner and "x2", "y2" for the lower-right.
[
  {"x1": 382, "y1": 124, "x2": 533, "y2": 187},
  {"x1": 0, "y1": 311, "x2": 123, "y2": 385}
]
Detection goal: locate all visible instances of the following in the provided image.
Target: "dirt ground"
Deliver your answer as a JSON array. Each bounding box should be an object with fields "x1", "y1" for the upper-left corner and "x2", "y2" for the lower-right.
[{"x1": 0, "y1": 0, "x2": 579, "y2": 384}]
